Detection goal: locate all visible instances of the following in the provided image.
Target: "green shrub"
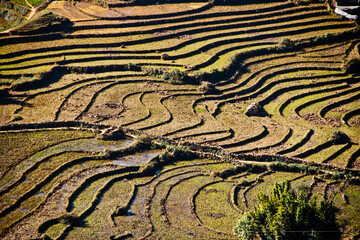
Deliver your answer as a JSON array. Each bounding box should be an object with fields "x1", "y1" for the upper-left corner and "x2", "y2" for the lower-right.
[
  {"x1": 136, "y1": 135, "x2": 153, "y2": 145},
  {"x1": 126, "y1": 62, "x2": 140, "y2": 71},
  {"x1": 158, "y1": 145, "x2": 191, "y2": 162},
  {"x1": 198, "y1": 81, "x2": 216, "y2": 93},
  {"x1": 233, "y1": 181, "x2": 339, "y2": 240},
  {"x1": 269, "y1": 162, "x2": 309, "y2": 173},
  {"x1": 332, "y1": 170, "x2": 346, "y2": 180},
  {"x1": 143, "y1": 67, "x2": 193, "y2": 84},
  {"x1": 277, "y1": 37, "x2": 294, "y2": 49}
]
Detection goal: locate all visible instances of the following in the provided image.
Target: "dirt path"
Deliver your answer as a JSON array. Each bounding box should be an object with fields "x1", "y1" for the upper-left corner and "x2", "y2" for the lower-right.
[
  {"x1": 3, "y1": 0, "x2": 37, "y2": 33},
  {"x1": 25, "y1": 0, "x2": 36, "y2": 20}
]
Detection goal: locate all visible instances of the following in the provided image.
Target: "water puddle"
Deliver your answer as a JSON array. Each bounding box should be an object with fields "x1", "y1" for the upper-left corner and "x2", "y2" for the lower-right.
[
  {"x1": 58, "y1": 196, "x2": 65, "y2": 210},
  {"x1": 112, "y1": 150, "x2": 162, "y2": 167},
  {"x1": 1, "y1": 138, "x2": 134, "y2": 191},
  {"x1": 21, "y1": 208, "x2": 29, "y2": 213},
  {"x1": 127, "y1": 188, "x2": 138, "y2": 216},
  {"x1": 37, "y1": 192, "x2": 45, "y2": 197}
]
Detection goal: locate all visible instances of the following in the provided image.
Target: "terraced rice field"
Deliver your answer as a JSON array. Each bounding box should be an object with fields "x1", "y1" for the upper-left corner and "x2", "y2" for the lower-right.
[
  {"x1": 1, "y1": 0, "x2": 360, "y2": 239},
  {"x1": 0, "y1": 124, "x2": 359, "y2": 239}
]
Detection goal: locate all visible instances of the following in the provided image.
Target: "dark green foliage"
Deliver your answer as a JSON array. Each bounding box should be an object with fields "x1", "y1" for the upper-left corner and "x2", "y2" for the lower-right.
[
  {"x1": 269, "y1": 161, "x2": 318, "y2": 174},
  {"x1": 332, "y1": 170, "x2": 346, "y2": 180},
  {"x1": 143, "y1": 67, "x2": 194, "y2": 84},
  {"x1": 233, "y1": 181, "x2": 339, "y2": 240}
]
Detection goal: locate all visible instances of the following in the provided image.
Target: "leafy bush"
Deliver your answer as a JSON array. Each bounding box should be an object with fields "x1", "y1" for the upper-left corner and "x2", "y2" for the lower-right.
[
  {"x1": 233, "y1": 181, "x2": 339, "y2": 240},
  {"x1": 269, "y1": 161, "x2": 309, "y2": 173},
  {"x1": 158, "y1": 145, "x2": 191, "y2": 162},
  {"x1": 198, "y1": 81, "x2": 216, "y2": 93},
  {"x1": 136, "y1": 135, "x2": 153, "y2": 145},
  {"x1": 277, "y1": 37, "x2": 294, "y2": 49},
  {"x1": 332, "y1": 170, "x2": 346, "y2": 180},
  {"x1": 143, "y1": 67, "x2": 193, "y2": 84}
]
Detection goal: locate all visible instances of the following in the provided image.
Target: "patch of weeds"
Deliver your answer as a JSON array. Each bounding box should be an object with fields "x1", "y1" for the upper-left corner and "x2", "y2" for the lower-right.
[
  {"x1": 331, "y1": 131, "x2": 350, "y2": 145},
  {"x1": 158, "y1": 144, "x2": 191, "y2": 162},
  {"x1": 97, "y1": 127, "x2": 125, "y2": 141},
  {"x1": 269, "y1": 161, "x2": 317, "y2": 174},
  {"x1": 332, "y1": 170, "x2": 346, "y2": 180},
  {"x1": 136, "y1": 135, "x2": 153, "y2": 145},
  {"x1": 58, "y1": 213, "x2": 80, "y2": 225},
  {"x1": 143, "y1": 67, "x2": 193, "y2": 84},
  {"x1": 194, "y1": 105, "x2": 206, "y2": 113},
  {"x1": 198, "y1": 81, "x2": 217, "y2": 94},
  {"x1": 342, "y1": 57, "x2": 360, "y2": 74},
  {"x1": 154, "y1": 139, "x2": 170, "y2": 148},
  {"x1": 276, "y1": 37, "x2": 294, "y2": 50},
  {"x1": 126, "y1": 62, "x2": 141, "y2": 71}
]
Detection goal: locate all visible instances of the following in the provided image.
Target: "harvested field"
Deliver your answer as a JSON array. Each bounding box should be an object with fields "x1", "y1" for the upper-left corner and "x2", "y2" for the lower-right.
[
  {"x1": 1, "y1": 0, "x2": 360, "y2": 238},
  {"x1": 0, "y1": 124, "x2": 359, "y2": 239}
]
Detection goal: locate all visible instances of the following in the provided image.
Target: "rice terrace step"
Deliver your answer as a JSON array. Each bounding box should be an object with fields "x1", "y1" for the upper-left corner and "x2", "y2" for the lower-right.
[{"x1": 0, "y1": 0, "x2": 360, "y2": 239}]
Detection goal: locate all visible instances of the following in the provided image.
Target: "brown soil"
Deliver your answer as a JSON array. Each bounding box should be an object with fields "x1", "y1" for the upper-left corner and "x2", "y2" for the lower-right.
[
  {"x1": 349, "y1": 117, "x2": 360, "y2": 127},
  {"x1": 112, "y1": 3, "x2": 208, "y2": 17},
  {"x1": 75, "y1": 2, "x2": 122, "y2": 18},
  {"x1": 302, "y1": 113, "x2": 327, "y2": 125},
  {"x1": 47, "y1": 1, "x2": 94, "y2": 21}
]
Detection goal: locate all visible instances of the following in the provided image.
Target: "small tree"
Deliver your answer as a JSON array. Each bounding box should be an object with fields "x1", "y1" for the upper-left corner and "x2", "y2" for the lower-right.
[{"x1": 233, "y1": 181, "x2": 339, "y2": 240}]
